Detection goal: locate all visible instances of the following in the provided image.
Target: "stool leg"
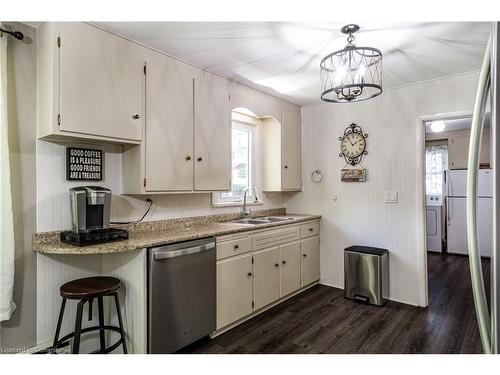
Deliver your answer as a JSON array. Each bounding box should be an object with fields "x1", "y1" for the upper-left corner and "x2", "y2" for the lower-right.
[
  {"x1": 53, "y1": 297, "x2": 67, "y2": 350},
  {"x1": 97, "y1": 296, "x2": 106, "y2": 353},
  {"x1": 113, "y1": 292, "x2": 128, "y2": 354},
  {"x1": 72, "y1": 299, "x2": 86, "y2": 354}
]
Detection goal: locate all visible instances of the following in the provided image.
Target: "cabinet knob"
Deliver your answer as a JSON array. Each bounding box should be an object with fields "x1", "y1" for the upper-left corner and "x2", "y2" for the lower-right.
[
  {"x1": 282, "y1": 260, "x2": 286, "y2": 265},
  {"x1": 185, "y1": 155, "x2": 191, "y2": 161},
  {"x1": 234, "y1": 244, "x2": 239, "y2": 250},
  {"x1": 247, "y1": 272, "x2": 253, "y2": 277},
  {"x1": 197, "y1": 157, "x2": 203, "y2": 162},
  {"x1": 309, "y1": 228, "x2": 314, "y2": 232},
  {"x1": 274, "y1": 263, "x2": 279, "y2": 268},
  {"x1": 132, "y1": 114, "x2": 140, "y2": 120},
  {"x1": 284, "y1": 165, "x2": 288, "y2": 169},
  {"x1": 302, "y1": 254, "x2": 307, "y2": 258}
]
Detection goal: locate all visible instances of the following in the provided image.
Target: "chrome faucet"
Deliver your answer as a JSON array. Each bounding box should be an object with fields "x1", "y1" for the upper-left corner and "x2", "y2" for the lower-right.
[{"x1": 242, "y1": 187, "x2": 258, "y2": 217}]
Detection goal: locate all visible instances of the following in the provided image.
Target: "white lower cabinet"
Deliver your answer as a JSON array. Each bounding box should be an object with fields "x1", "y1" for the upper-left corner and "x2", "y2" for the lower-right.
[
  {"x1": 300, "y1": 236, "x2": 320, "y2": 287},
  {"x1": 253, "y1": 247, "x2": 280, "y2": 310},
  {"x1": 215, "y1": 220, "x2": 320, "y2": 332},
  {"x1": 280, "y1": 241, "x2": 301, "y2": 297},
  {"x1": 216, "y1": 253, "x2": 254, "y2": 330}
]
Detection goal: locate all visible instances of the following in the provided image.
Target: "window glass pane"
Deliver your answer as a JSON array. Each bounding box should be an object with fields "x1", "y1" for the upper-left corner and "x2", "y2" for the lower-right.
[
  {"x1": 425, "y1": 145, "x2": 448, "y2": 196},
  {"x1": 221, "y1": 126, "x2": 251, "y2": 200}
]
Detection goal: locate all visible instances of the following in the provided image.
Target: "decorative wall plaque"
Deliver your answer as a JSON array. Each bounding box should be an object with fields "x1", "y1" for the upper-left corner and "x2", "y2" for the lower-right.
[
  {"x1": 66, "y1": 147, "x2": 103, "y2": 181},
  {"x1": 341, "y1": 168, "x2": 366, "y2": 182}
]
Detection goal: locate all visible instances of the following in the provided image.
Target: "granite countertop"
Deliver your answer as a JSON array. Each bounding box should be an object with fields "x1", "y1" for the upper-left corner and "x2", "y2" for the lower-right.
[{"x1": 33, "y1": 209, "x2": 321, "y2": 255}]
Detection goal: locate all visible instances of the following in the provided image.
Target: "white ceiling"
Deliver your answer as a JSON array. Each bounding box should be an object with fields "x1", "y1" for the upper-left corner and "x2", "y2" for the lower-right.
[
  {"x1": 95, "y1": 22, "x2": 492, "y2": 105},
  {"x1": 425, "y1": 115, "x2": 491, "y2": 133}
]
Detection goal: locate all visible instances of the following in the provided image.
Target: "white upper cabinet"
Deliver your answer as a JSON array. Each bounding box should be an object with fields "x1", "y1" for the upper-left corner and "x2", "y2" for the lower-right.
[
  {"x1": 38, "y1": 22, "x2": 302, "y2": 195},
  {"x1": 123, "y1": 69, "x2": 232, "y2": 194},
  {"x1": 194, "y1": 76, "x2": 231, "y2": 191},
  {"x1": 281, "y1": 108, "x2": 302, "y2": 190},
  {"x1": 37, "y1": 22, "x2": 144, "y2": 144},
  {"x1": 144, "y1": 63, "x2": 194, "y2": 191},
  {"x1": 261, "y1": 107, "x2": 302, "y2": 192}
]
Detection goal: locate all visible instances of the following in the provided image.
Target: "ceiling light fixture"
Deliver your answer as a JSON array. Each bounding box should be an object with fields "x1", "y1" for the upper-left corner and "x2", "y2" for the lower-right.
[
  {"x1": 320, "y1": 24, "x2": 383, "y2": 103},
  {"x1": 430, "y1": 120, "x2": 446, "y2": 133}
]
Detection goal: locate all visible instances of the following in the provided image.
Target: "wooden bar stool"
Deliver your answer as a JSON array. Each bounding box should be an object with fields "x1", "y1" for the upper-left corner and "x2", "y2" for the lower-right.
[{"x1": 52, "y1": 276, "x2": 128, "y2": 354}]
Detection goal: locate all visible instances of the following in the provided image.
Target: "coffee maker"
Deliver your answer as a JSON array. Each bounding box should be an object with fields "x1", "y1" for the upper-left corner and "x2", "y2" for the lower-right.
[
  {"x1": 60, "y1": 186, "x2": 128, "y2": 246},
  {"x1": 70, "y1": 186, "x2": 111, "y2": 233}
]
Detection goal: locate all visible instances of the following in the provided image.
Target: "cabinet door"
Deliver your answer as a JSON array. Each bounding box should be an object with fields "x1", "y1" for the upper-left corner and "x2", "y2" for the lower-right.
[
  {"x1": 448, "y1": 134, "x2": 469, "y2": 169},
  {"x1": 145, "y1": 63, "x2": 194, "y2": 191},
  {"x1": 253, "y1": 247, "x2": 280, "y2": 310},
  {"x1": 59, "y1": 29, "x2": 143, "y2": 141},
  {"x1": 281, "y1": 109, "x2": 302, "y2": 190},
  {"x1": 194, "y1": 78, "x2": 231, "y2": 191},
  {"x1": 280, "y1": 242, "x2": 301, "y2": 297},
  {"x1": 301, "y1": 236, "x2": 320, "y2": 286},
  {"x1": 216, "y1": 253, "x2": 253, "y2": 330}
]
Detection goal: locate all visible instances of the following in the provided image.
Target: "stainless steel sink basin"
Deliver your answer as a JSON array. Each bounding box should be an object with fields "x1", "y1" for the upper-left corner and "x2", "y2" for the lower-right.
[
  {"x1": 264, "y1": 216, "x2": 295, "y2": 222},
  {"x1": 228, "y1": 216, "x2": 294, "y2": 225}
]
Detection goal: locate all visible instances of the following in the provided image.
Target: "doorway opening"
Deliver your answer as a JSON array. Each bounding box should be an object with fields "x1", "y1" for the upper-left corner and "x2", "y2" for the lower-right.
[{"x1": 421, "y1": 114, "x2": 492, "y2": 310}]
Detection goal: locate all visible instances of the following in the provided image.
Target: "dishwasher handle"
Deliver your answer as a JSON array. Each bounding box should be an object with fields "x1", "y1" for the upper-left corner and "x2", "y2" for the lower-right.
[{"x1": 153, "y1": 242, "x2": 215, "y2": 260}]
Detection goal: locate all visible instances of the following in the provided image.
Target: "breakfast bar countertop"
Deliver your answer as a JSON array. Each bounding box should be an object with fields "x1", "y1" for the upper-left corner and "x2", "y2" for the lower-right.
[{"x1": 32, "y1": 209, "x2": 321, "y2": 255}]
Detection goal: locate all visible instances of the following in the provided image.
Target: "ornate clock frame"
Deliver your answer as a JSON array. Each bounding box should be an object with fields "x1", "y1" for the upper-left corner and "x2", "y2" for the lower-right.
[{"x1": 339, "y1": 123, "x2": 368, "y2": 166}]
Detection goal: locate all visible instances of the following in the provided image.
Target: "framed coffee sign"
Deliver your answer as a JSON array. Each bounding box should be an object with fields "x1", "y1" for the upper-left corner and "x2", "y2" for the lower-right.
[{"x1": 66, "y1": 147, "x2": 103, "y2": 181}]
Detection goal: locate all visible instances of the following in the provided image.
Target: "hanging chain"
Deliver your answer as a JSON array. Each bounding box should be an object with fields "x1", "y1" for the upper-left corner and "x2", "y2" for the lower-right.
[{"x1": 347, "y1": 33, "x2": 355, "y2": 44}]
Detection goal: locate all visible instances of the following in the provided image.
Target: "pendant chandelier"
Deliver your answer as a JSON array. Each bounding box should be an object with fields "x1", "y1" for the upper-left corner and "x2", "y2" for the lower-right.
[{"x1": 320, "y1": 24, "x2": 383, "y2": 103}]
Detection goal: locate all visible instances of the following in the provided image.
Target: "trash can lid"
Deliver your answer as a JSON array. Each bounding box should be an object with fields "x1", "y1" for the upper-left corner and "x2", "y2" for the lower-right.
[{"x1": 344, "y1": 245, "x2": 388, "y2": 256}]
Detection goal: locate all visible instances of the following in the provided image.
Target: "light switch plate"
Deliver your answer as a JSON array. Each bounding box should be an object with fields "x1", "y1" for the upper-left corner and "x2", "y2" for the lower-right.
[{"x1": 384, "y1": 191, "x2": 398, "y2": 203}]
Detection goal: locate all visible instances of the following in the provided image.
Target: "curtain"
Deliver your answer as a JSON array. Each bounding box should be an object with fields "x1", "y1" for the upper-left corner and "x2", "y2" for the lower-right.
[
  {"x1": 0, "y1": 26, "x2": 16, "y2": 321},
  {"x1": 425, "y1": 144, "x2": 448, "y2": 196}
]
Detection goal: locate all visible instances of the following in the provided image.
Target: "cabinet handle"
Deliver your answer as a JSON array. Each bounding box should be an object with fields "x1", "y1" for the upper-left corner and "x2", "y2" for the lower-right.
[
  {"x1": 302, "y1": 254, "x2": 307, "y2": 258},
  {"x1": 234, "y1": 244, "x2": 239, "y2": 250},
  {"x1": 197, "y1": 157, "x2": 203, "y2": 162},
  {"x1": 132, "y1": 114, "x2": 140, "y2": 120},
  {"x1": 274, "y1": 263, "x2": 279, "y2": 268},
  {"x1": 281, "y1": 260, "x2": 286, "y2": 265},
  {"x1": 185, "y1": 155, "x2": 191, "y2": 161},
  {"x1": 247, "y1": 272, "x2": 253, "y2": 277}
]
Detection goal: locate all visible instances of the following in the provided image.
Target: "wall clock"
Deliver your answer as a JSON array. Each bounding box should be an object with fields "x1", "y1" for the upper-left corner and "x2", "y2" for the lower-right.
[{"x1": 339, "y1": 123, "x2": 368, "y2": 166}]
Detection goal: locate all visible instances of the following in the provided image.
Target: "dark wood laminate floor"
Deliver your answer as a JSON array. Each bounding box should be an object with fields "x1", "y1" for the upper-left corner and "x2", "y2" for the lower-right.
[{"x1": 181, "y1": 253, "x2": 490, "y2": 354}]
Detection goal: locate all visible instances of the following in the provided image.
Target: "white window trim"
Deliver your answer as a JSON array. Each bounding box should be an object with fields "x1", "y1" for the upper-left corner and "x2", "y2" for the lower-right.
[{"x1": 212, "y1": 118, "x2": 264, "y2": 207}]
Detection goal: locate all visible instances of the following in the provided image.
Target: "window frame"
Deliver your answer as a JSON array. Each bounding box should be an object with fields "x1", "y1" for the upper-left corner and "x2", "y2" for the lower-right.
[{"x1": 212, "y1": 117, "x2": 263, "y2": 207}]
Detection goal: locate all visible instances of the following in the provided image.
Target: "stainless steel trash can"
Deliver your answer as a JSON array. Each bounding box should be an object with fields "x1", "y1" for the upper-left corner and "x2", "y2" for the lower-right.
[{"x1": 344, "y1": 246, "x2": 389, "y2": 306}]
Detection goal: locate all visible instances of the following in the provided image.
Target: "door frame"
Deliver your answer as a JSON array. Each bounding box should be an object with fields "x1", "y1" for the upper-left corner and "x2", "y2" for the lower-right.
[{"x1": 416, "y1": 109, "x2": 474, "y2": 307}]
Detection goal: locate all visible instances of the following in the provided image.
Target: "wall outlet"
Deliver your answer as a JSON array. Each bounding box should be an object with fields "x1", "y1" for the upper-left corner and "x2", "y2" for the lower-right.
[{"x1": 384, "y1": 191, "x2": 398, "y2": 203}]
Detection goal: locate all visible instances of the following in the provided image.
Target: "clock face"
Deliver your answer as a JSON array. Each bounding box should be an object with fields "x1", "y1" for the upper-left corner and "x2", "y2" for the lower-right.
[{"x1": 341, "y1": 132, "x2": 366, "y2": 158}]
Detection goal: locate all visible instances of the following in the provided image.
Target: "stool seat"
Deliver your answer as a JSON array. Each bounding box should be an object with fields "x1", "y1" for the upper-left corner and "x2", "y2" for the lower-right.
[
  {"x1": 60, "y1": 276, "x2": 121, "y2": 299},
  {"x1": 49, "y1": 276, "x2": 127, "y2": 354}
]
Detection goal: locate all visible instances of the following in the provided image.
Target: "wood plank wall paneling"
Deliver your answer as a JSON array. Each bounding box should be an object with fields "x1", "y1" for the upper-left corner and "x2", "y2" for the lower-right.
[
  {"x1": 36, "y1": 139, "x2": 291, "y2": 232},
  {"x1": 37, "y1": 250, "x2": 147, "y2": 353},
  {"x1": 101, "y1": 249, "x2": 147, "y2": 354},
  {"x1": 287, "y1": 72, "x2": 481, "y2": 306},
  {"x1": 36, "y1": 253, "x2": 101, "y2": 350}
]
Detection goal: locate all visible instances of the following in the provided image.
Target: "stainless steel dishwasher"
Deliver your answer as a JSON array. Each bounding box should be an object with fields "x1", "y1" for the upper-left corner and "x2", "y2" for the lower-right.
[{"x1": 148, "y1": 237, "x2": 216, "y2": 353}]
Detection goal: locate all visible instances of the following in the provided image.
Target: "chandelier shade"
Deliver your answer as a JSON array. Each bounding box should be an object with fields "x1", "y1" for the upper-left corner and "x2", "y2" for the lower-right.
[{"x1": 320, "y1": 24, "x2": 383, "y2": 103}]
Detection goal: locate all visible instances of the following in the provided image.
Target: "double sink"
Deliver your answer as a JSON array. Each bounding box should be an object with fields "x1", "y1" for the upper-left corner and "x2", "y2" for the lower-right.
[{"x1": 228, "y1": 216, "x2": 295, "y2": 225}]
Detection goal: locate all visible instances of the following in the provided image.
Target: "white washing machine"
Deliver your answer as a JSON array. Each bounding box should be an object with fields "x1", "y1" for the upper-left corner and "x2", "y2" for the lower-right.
[{"x1": 426, "y1": 195, "x2": 443, "y2": 253}]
